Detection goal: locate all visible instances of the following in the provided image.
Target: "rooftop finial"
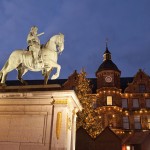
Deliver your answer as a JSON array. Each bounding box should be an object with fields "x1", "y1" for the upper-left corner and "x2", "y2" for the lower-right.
[
  {"x1": 105, "y1": 38, "x2": 108, "y2": 50},
  {"x1": 103, "y1": 38, "x2": 111, "y2": 61}
]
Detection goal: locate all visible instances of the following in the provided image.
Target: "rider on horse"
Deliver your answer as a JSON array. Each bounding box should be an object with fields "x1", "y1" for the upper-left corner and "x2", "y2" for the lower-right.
[{"x1": 27, "y1": 26, "x2": 44, "y2": 68}]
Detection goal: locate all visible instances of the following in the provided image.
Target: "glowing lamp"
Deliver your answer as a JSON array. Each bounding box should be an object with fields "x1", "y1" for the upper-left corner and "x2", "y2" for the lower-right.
[{"x1": 126, "y1": 145, "x2": 130, "y2": 150}]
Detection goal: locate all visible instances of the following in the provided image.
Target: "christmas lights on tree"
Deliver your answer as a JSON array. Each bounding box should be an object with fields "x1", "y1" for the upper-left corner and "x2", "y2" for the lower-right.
[{"x1": 76, "y1": 69, "x2": 102, "y2": 138}]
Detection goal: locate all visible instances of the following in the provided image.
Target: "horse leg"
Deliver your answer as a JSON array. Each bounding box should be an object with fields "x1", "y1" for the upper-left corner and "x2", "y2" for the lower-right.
[
  {"x1": 0, "y1": 61, "x2": 15, "y2": 85},
  {"x1": 0, "y1": 73, "x2": 7, "y2": 86},
  {"x1": 44, "y1": 68, "x2": 53, "y2": 85},
  {"x1": 0, "y1": 71, "x2": 8, "y2": 86},
  {"x1": 50, "y1": 63, "x2": 61, "y2": 80},
  {"x1": 17, "y1": 67, "x2": 28, "y2": 85}
]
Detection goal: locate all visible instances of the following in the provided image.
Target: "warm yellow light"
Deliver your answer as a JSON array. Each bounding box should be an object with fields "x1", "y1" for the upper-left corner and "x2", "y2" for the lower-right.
[
  {"x1": 107, "y1": 96, "x2": 112, "y2": 105},
  {"x1": 145, "y1": 93, "x2": 148, "y2": 97},
  {"x1": 126, "y1": 145, "x2": 130, "y2": 150}
]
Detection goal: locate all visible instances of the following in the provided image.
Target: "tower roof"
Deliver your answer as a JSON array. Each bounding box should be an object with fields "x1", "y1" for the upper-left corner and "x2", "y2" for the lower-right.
[
  {"x1": 96, "y1": 59, "x2": 120, "y2": 72},
  {"x1": 96, "y1": 45, "x2": 120, "y2": 74}
]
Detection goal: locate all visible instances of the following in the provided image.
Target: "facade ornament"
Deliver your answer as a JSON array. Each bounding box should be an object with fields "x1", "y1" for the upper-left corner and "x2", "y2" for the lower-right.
[
  {"x1": 56, "y1": 112, "x2": 62, "y2": 139},
  {"x1": 67, "y1": 115, "x2": 72, "y2": 130}
]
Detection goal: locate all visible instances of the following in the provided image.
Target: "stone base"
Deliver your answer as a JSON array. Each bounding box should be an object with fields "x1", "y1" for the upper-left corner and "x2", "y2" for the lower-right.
[
  {"x1": 0, "y1": 85, "x2": 82, "y2": 150},
  {"x1": 0, "y1": 93, "x2": 53, "y2": 150}
]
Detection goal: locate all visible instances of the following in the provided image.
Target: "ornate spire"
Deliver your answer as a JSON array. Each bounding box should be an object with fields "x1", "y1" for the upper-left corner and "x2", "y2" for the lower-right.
[{"x1": 103, "y1": 39, "x2": 111, "y2": 61}]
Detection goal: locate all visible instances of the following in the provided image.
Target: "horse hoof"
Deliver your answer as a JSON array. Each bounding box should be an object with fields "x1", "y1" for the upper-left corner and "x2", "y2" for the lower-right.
[{"x1": 51, "y1": 75, "x2": 57, "y2": 80}]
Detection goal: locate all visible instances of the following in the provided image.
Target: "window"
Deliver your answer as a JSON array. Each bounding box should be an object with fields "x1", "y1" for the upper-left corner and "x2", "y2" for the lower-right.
[
  {"x1": 107, "y1": 96, "x2": 112, "y2": 105},
  {"x1": 134, "y1": 116, "x2": 141, "y2": 129},
  {"x1": 133, "y1": 99, "x2": 139, "y2": 108},
  {"x1": 139, "y1": 84, "x2": 146, "y2": 92},
  {"x1": 123, "y1": 116, "x2": 130, "y2": 129},
  {"x1": 148, "y1": 116, "x2": 150, "y2": 129},
  {"x1": 122, "y1": 99, "x2": 128, "y2": 108},
  {"x1": 93, "y1": 101, "x2": 97, "y2": 109},
  {"x1": 146, "y1": 99, "x2": 150, "y2": 108}
]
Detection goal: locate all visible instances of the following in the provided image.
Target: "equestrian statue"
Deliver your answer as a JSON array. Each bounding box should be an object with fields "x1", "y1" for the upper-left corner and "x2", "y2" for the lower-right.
[{"x1": 0, "y1": 26, "x2": 64, "y2": 85}]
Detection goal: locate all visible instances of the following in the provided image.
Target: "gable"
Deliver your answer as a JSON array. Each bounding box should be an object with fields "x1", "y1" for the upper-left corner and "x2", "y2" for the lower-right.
[
  {"x1": 125, "y1": 69, "x2": 150, "y2": 93},
  {"x1": 95, "y1": 127, "x2": 121, "y2": 143},
  {"x1": 76, "y1": 127, "x2": 94, "y2": 150}
]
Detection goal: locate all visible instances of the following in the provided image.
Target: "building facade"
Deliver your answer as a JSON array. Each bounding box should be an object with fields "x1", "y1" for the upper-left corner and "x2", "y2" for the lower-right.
[{"x1": 63, "y1": 45, "x2": 150, "y2": 150}]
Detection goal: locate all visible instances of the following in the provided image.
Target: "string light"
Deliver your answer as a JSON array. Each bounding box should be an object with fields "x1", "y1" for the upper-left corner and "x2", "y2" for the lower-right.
[{"x1": 75, "y1": 70, "x2": 150, "y2": 139}]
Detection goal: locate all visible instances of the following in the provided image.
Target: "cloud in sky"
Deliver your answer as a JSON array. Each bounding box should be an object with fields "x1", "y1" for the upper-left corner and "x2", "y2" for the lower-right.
[{"x1": 0, "y1": 0, "x2": 150, "y2": 81}]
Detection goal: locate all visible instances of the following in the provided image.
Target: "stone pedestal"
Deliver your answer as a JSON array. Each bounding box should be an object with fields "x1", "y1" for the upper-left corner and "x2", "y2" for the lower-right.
[{"x1": 0, "y1": 85, "x2": 82, "y2": 150}]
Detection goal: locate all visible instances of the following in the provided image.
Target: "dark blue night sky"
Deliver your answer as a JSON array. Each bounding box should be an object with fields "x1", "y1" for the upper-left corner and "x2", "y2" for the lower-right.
[{"x1": 0, "y1": 0, "x2": 150, "y2": 81}]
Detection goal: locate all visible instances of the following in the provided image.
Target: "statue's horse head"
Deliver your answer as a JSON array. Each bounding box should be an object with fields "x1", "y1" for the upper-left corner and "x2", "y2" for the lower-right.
[{"x1": 45, "y1": 33, "x2": 64, "y2": 53}]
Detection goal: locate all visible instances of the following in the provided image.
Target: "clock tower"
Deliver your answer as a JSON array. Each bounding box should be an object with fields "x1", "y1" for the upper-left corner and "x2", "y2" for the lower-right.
[
  {"x1": 96, "y1": 45, "x2": 121, "y2": 89},
  {"x1": 95, "y1": 44, "x2": 122, "y2": 126}
]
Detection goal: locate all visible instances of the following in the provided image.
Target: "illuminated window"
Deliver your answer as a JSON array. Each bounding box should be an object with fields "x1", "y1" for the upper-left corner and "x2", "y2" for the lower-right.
[
  {"x1": 133, "y1": 99, "x2": 139, "y2": 108},
  {"x1": 146, "y1": 99, "x2": 150, "y2": 108},
  {"x1": 122, "y1": 99, "x2": 128, "y2": 108},
  {"x1": 134, "y1": 116, "x2": 141, "y2": 129},
  {"x1": 123, "y1": 116, "x2": 129, "y2": 129},
  {"x1": 107, "y1": 96, "x2": 112, "y2": 105},
  {"x1": 148, "y1": 116, "x2": 150, "y2": 129},
  {"x1": 126, "y1": 145, "x2": 131, "y2": 150}
]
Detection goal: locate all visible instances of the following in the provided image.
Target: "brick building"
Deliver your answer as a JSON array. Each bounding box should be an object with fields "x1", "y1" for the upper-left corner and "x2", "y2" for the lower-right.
[{"x1": 63, "y1": 45, "x2": 150, "y2": 150}]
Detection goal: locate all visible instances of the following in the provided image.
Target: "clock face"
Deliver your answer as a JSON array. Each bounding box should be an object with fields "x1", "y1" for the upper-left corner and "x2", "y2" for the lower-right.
[{"x1": 105, "y1": 76, "x2": 112, "y2": 83}]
